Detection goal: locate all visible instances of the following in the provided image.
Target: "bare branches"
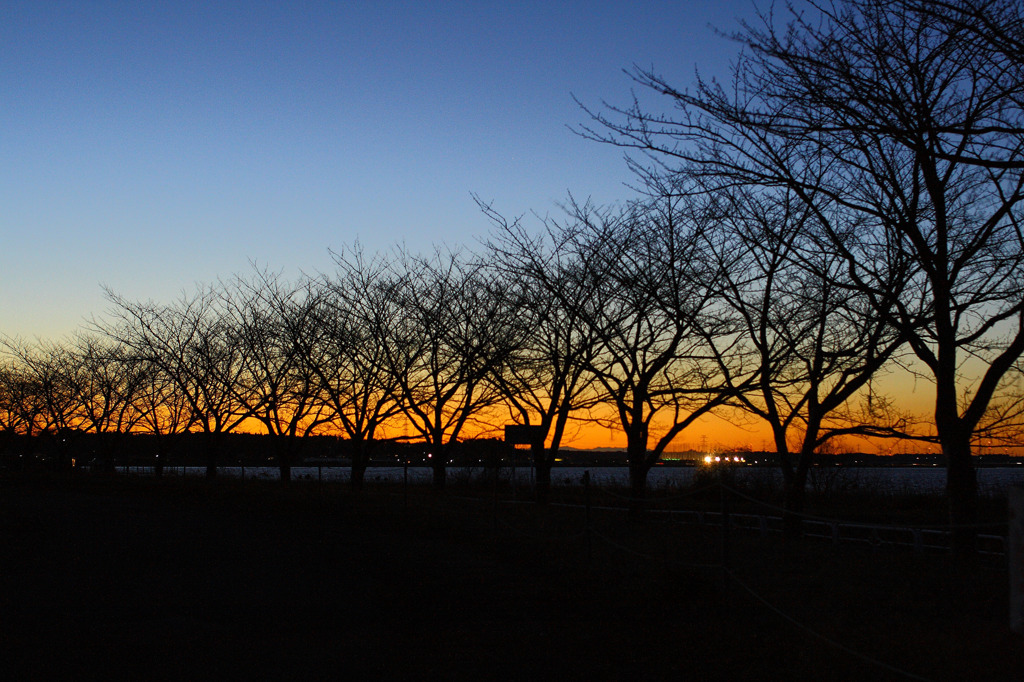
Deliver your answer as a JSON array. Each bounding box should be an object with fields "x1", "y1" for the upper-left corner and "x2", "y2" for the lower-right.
[
  {"x1": 380, "y1": 248, "x2": 514, "y2": 487},
  {"x1": 101, "y1": 284, "x2": 254, "y2": 477},
  {"x1": 580, "y1": 0, "x2": 1024, "y2": 545}
]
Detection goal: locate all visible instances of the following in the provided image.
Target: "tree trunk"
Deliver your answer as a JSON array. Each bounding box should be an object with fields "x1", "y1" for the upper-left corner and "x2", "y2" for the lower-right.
[
  {"x1": 432, "y1": 463, "x2": 446, "y2": 489},
  {"x1": 56, "y1": 431, "x2": 74, "y2": 473},
  {"x1": 351, "y1": 443, "x2": 369, "y2": 491},
  {"x1": 628, "y1": 459, "x2": 650, "y2": 520},
  {"x1": 429, "y1": 438, "x2": 447, "y2": 490},
  {"x1": 203, "y1": 433, "x2": 219, "y2": 479},
  {"x1": 782, "y1": 465, "x2": 809, "y2": 540},
  {"x1": 276, "y1": 435, "x2": 294, "y2": 484},
  {"x1": 533, "y1": 443, "x2": 551, "y2": 504},
  {"x1": 153, "y1": 437, "x2": 171, "y2": 480},
  {"x1": 943, "y1": 430, "x2": 978, "y2": 555}
]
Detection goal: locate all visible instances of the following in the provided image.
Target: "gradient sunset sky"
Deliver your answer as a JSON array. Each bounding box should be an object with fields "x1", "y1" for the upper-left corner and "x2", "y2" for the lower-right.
[{"x1": 0, "y1": 0, "x2": 777, "y2": 341}]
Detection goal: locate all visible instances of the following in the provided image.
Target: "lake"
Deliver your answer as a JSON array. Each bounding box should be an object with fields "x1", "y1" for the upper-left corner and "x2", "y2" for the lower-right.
[{"x1": 120, "y1": 464, "x2": 1024, "y2": 495}]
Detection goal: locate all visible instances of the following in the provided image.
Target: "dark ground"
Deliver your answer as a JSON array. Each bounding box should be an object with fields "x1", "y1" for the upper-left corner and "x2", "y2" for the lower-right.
[{"x1": 1, "y1": 473, "x2": 1021, "y2": 681}]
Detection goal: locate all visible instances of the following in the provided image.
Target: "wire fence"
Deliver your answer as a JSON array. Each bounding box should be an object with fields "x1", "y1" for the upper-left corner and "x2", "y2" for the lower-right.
[
  {"x1": 459, "y1": 469, "x2": 1013, "y2": 682},
  {"x1": 108, "y1": 462, "x2": 1013, "y2": 680}
]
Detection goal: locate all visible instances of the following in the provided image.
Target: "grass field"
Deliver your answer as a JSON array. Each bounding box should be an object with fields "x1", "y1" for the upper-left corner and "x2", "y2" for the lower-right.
[{"x1": 1, "y1": 472, "x2": 1020, "y2": 680}]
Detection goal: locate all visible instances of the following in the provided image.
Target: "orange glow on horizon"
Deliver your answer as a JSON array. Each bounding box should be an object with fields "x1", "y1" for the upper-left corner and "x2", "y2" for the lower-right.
[{"x1": 115, "y1": 365, "x2": 986, "y2": 456}]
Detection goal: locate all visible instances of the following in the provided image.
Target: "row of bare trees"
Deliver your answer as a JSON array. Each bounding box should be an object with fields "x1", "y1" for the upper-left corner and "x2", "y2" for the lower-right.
[
  {"x1": 579, "y1": 0, "x2": 1024, "y2": 549},
  {"x1": 482, "y1": 189, "x2": 917, "y2": 518},
  {"x1": 89, "y1": 250, "x2": 516, "y2": 489},
  {"x1": 2, "y1": 1, "x2": 1021, "y2": 552},
  {"x1": 3, "y1": 191, "x2": 934, "y2": 511},
  {"x1": 2, "y1": 246, "x2": 575, "y2": 491},
  {"x1": 2, "y1": 177, "x2": 1020, "y2": 533}
]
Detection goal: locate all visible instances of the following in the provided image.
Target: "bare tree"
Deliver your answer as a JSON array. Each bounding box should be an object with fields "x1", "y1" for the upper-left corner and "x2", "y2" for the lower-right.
[
  {"x1": 0, "y1": 357, "x2": 48, "y2": 469},
  {"x1": 482, "y1": 201, "x2": 609, "y2": 502},
  {"x1": 542, "y1": 196, "x2": 752, "y2": 507},
  {"x1": 703, "y1": 185, "x2": 907, "y2": 531},
  {"x1": 312, "y1": 247, "x2": 409, "y2": 489},
  {"x1": 225, "y1": 268, "x2": 333, "y2": 483},
  {"x1": 582, "y1": 0, "x2": 1024, "y2": 550},
  {"x1": 131, "y1": 358, "x2": 195, "y2": 477},
  {"x1": 104, "y1": 285, "x2": 256, "y2": 478},
  {"x1": 2, "y1": 338, "x2": 82, "y2": 469},
  {"x1": 0, "y1": 357, "x2": 35, "y2": 438},
  {"x1": 0, "y1": 361, "x2": 18, "y2": 438},
  {"x1": 70, "y1": 332, "x2": 149, "y2": 470},
  {"x1": 383, "y1": 248, "x2": 513, "y2": 489}
]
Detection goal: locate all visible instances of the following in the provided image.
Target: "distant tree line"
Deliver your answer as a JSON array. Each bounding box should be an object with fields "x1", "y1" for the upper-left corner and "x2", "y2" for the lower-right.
[
  {"x1": 0, "y1": 430, "x2": 517, "y2": 471},
  {"x1": 2, "y1": 0, "x2": 1022, "y2": 551}
]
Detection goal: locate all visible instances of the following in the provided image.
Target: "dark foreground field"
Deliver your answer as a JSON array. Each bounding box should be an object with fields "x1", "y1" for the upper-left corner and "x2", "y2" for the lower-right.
[{"x1": 1, "y1": 474, "x2": 1021, "y2": 681}]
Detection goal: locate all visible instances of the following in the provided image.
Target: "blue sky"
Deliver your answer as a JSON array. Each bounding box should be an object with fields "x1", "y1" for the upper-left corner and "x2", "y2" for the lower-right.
[{"x1": 2, "y1": 0, "x2": 766, "y2": 339}]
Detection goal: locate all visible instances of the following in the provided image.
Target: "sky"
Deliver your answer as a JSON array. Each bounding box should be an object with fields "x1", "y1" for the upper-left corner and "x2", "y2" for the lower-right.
[{"x1": 0, "y1": 0, "x2": 766, "y2": 341}]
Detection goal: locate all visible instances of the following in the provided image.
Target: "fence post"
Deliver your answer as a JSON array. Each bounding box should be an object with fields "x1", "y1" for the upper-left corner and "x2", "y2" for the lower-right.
[
  {"x1": 1010, "y1": 485, "x2": 1023, "y2": 635},
  {"x1": 584, "y1": 470, "x2": 592, "y2": 562},
  {"x1": 719, "y1": 476, "x2": 731, "y2": 578},
  {"x1": 493, "y1": 453, "x2": 499, "y2": 537}
]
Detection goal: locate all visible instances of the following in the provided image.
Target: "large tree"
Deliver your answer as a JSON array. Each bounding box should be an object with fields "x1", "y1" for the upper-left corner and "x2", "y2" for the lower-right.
[
  {"x1": 481, "y1": 201, "x2": 604, "y2": 503},
  {"x1": 225, "y1": 269, "x2": 333, "y2": 483},
  {"x1": 383, "y1": 248, "x2": 513, "y2": 489},
  {"x1": 104, "y1": 285, "x2": 257, "y2": 478},
  {"x1": 583, "y1": 0, "x2": 1024, "y2": 550},
  {"x1": 539, "y1": 196, "x2": 751, "y2": 507},
  {"x1": 703, "y1": 185, "x2": 907, "y2": 531},
  {"x1": 313, "y1": 246, "x2": 406, "y2": 489}
]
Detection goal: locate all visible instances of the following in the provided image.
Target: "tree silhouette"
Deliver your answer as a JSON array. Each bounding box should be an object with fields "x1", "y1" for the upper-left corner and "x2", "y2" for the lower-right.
[
  {"x1": 2, "y1": 338, "x2": 81, "y2": 469},
  {"x1": 104, "y1": 286, "x2": 256, "y2": 478},
  {"x1": 383, "y1": 248, "x2": 513, "y2": 489},
  {"x1": 581, "y1": 0, "x2": 1024, "y2": 550},
  {"x1": 702, "y1": 184, "x2": 906, "y2": 533},
  {"x1": 0, "y1": 354, "x2": 48, "y2": 468},
  {"x1": 481, "y1": 200, "x2": 604, "y2": 503},
  {"x1": 519, "y1": 195, "x2": 751, "y2": 508},
  {"x1": 131, "y1": 356, "x2": 194, "y2": 477},
  {"x1": 69, "y1": 332, "x2": 149, "y2": 470},
  {"x1": 315, "y1": 246, "x2": 407, "y2": 489},
  {"x1": 225, "y1": 268, "x2": 333, "y2": 483}
]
